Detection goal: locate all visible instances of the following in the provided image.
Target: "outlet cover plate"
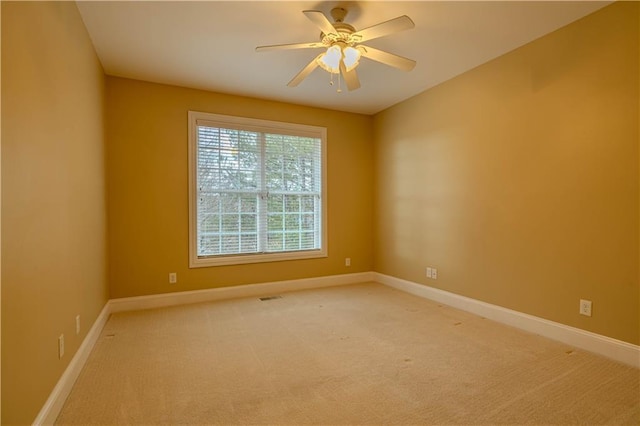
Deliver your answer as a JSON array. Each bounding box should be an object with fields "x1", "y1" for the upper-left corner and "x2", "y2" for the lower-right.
[
  {"x1": 58, "y1": 334, "x2": 65, "y2": 358},
  {"x1": 579, "y1": 299, "x2": 592, "y2": 317}
]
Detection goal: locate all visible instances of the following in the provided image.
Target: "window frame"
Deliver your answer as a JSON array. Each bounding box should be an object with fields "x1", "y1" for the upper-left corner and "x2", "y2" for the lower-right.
[{"x1": 188, "y1": 111, "x2": 328, "y2": 268}]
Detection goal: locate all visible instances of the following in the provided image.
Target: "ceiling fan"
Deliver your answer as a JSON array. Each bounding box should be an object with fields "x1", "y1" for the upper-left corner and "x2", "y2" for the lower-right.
[{"x1": 255, "y1": 7, "x2": 416, "y2": 92}]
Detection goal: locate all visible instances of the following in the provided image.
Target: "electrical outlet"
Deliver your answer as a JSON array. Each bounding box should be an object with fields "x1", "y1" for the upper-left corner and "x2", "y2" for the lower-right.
[
  {"x1": 579, "y1": 299, "x2": 592, "y2": 317},
  {"x1": 58, "y1": 334, "x2": 65, "y2": 359},
  {"x1": 432, "y1": 268, "x2": 438, "y2": 279},
  {"x1": 345, "y1": 258, "x2": 351, "y2": 267},
  {"x1": 169, "y1": 273, "x2": 177, "y2": 284},
  {"x1": 426, "y1": 267, "x2": 432, "y2": 278},
  {"x1": 76, "y1": 315, "x2": 81, "y2": 335}
]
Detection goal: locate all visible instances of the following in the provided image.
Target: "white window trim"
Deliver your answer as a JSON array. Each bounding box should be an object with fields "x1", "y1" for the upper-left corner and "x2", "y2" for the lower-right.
[{"x1": 188, "y1": 111, "x2": 328, "y2": 268}]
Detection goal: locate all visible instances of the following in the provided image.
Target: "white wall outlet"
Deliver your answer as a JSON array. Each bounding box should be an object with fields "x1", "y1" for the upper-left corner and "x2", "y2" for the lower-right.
[
  {"x1": 58, "y1": 334, "x2": 65, "y2": 359},
  {"x1": 169, "y1": 272, "x2": 177, "y2": 284},
  {"x1": 426, "y1": 267, "x2": 432, "y2": 278},
  {"x1": 76, "y1": 315, "x2": 81, "y2": 335},
  {"x1": 579, "y1": 299, "x2": 592, "y2": 317},
  {"x1": 345, "y1": 258, "x2": 351, "y2": 267},
  {"x1": 432, "y1": 268, "x2": 438, "y2": 279}
]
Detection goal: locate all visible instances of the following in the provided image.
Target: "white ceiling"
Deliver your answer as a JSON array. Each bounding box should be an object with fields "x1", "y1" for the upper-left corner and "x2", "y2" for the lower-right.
[{"x1": 77, "y1": 1, "x2": 610, "y2": 115}]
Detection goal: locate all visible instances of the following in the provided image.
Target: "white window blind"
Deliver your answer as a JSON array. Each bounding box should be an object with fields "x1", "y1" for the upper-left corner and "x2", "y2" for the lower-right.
[{"x1": 188, "y1": 112, "x2": 327, "y2": 267}]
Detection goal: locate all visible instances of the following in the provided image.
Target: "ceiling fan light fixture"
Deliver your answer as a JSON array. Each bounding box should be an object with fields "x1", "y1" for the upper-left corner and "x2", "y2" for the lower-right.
[
  {"x1": 317, "y1": 45, "x2": 342, "y2": 74},
  {"x1": 256, "y1": 8, "x2": 416, "y2": 90},
  {"x1": 342, "y1": 46, "x2": 362, "y2": 72}
]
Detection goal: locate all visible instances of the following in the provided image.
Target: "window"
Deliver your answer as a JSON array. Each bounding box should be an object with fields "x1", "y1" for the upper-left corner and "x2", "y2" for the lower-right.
[{"x1": 188, "y1": 111, "x2": 327, "y2": 267}]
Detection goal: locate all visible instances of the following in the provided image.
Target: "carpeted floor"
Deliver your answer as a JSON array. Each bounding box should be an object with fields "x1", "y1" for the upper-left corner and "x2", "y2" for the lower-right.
[{"x1": 56, "y1": 282, "x2": 640, "y2": 425}]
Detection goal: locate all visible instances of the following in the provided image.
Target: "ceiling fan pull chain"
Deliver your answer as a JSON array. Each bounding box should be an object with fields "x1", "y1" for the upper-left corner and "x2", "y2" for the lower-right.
[{"x1": 337, "y1": 69, "x2": 342, "y2": 93}]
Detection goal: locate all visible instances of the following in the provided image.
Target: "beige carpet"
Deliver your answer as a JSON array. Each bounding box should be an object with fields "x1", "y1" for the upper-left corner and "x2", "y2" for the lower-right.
[{"x1": 56, "y1": 282, "x2": 639, "y2": 425}]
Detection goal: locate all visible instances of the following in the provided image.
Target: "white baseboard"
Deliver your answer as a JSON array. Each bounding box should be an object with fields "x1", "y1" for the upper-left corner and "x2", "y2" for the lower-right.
[
  {"x1": 375, "y1": 272, "x2": 640, "y2": 369},
  {"x1": 109, "y1": 272, "x2": 375, "y2": 313},
  {"x1": 33, "y1": 303, "x2": 111, "y2": 425}
]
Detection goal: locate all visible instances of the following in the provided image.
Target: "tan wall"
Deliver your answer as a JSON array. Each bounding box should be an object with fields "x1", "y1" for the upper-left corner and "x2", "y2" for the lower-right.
[
  {"x1": 373, "y1": 2, "x2": 639, "y2": 345},
  {"x1": 106, "y1": 77, "x2": 374, "y2": 298},
  {"x1": 1, "y1": 2, "x2": 3, "y2": 422},
  {"x1": 1, "y1": 2, "x2": 109, "y2": 424}
]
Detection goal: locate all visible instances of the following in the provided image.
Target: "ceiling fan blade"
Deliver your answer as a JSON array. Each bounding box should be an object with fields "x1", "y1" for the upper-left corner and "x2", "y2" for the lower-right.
[
  {"x1": 303, "y1": 10, "x2": 338, "y2": 36},
  {"x1": 340, "y1": 61, "x2": 361, "y2": 91},
  {"x1": 352, "y1": 15, "x2": 414, "y2": 43},
  {"x1": 287, "y1": 55, "x2": 321, "y2": 87},
  {"x1": 360, "y1": 45, "x2": 416, "y2": 71},
  {"x1": 256, "y1": 42, "x2": 325, "y2": 52}
]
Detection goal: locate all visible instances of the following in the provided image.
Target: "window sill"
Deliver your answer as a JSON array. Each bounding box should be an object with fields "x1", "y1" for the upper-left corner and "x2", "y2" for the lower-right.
[{"x1": 189, "y1": 249, "x2": 327, "y2": 268}]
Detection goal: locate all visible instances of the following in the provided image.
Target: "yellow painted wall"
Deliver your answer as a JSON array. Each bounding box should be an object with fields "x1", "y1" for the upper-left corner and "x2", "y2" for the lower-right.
[
  {"x1": 374, "y1": 1, "x2": 639, "y2": 344},
  {"x1": 1, "y1": 2, "x2": 109, "y2": 424},
  {"x1": 106, "y1": 77, "x2": 374, "y2": 298},
  {"x1": 1, "y1": 2, "x2": 3, "y2": 422}
]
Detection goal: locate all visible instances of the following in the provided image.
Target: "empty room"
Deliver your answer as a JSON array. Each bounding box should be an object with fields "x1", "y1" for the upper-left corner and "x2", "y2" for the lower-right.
[{"x1": 1, "y1": 1, "x2": 639, "y2": 424}]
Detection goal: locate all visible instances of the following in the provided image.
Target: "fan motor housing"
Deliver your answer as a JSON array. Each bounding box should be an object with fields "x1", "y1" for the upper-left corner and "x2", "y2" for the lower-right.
[
  {"x1": 320, "y1": 23, "x2": 357, "y2": 46},
  {"x1": 318, "y1": 7, "x2": 358, "y2": 45}
]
